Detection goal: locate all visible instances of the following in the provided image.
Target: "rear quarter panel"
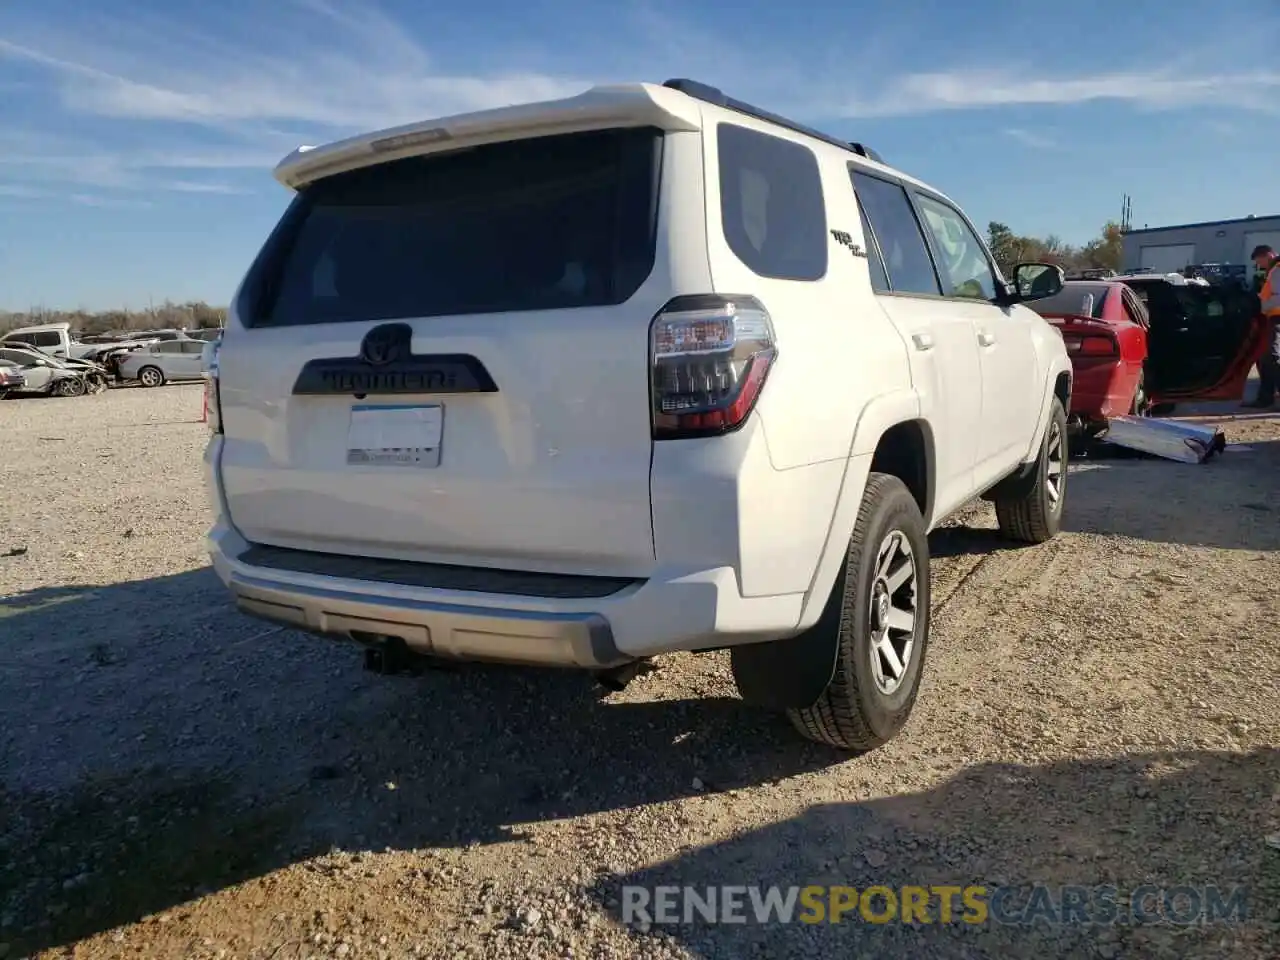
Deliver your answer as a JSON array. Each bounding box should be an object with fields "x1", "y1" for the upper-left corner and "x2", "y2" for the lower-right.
[
  {"x1": 700, "y1": 120, "x2": 911, "y2": 469},
  {"x1": 1018, "y1": 307, "x2": 1073, "y2": 462}
]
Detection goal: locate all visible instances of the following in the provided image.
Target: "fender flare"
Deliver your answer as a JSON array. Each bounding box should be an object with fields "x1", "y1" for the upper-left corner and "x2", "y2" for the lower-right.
[
  {"x1": 731, "y1": 388, "x2": 927, "y2": 709},
  {"x1": 1019, "y1": 356, "x2": 1073, "y2": 464},
  {"x1": 796, "y1": 388, "x2": 924, "y2": 631}
]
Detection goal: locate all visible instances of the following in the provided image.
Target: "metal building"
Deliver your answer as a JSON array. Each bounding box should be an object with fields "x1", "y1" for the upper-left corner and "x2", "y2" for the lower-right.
[{"x1": 1121, "y1": 214, "x2": 1280, "y2": 274}]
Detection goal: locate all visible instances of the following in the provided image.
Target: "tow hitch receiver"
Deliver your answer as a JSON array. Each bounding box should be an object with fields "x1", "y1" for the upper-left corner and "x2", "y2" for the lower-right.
[{"x1": 361, "y1": 636, "x2": 431, "y2": 676}]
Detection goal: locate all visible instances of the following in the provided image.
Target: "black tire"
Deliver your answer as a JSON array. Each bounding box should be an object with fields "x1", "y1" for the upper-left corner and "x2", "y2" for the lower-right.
[
  {"x1": 1130, "y1": 371, "x2": 1149, "y2": 416},
  {"x1": 138, "y1": 365, "x2": 165, "y2": 388},
  {"x1": 994, "y1": 397, "x2": 1067, "y2": 543},
  {"x1": 786, "y1": 473, "x2": 931, "y2": 752}
]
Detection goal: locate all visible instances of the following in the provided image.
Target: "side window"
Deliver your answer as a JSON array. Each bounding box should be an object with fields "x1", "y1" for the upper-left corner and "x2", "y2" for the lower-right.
[
  {"x1": 1121, "y1": 290, "x2": 1149, "y2": 328},
  {"x1": 717, "y1": 123, "x2": 827, "y2": 281},
  {"x1": 850, "y1": 170, "x2": 940, "y2": 296},
  {"x1": 912, "y1": 194, "x2": 997, "y2": 301},
  {"x1": 180, "y1": 341, "x2": 205, "y2": 354},
  {"x1": 856, "y1": 198, "x2": 890, "y2": 293},
  {"x1": 156, "y1": 341, "x2": 183, "y2": 354}
]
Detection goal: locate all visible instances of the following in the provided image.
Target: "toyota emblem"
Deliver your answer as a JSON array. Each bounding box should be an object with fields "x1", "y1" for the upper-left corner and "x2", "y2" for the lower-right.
[{"x1": 359, "y1": 323, "x2": 412, "y2": 366}]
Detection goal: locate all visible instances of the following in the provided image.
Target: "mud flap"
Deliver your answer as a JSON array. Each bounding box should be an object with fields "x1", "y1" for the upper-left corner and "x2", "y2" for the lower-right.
[
  {"x1": 730, "y1": 581, "x2": 842, "y2": 710},
  {"x1": 1097, "y1": 415, "x2": 1228, "y2": 464}
]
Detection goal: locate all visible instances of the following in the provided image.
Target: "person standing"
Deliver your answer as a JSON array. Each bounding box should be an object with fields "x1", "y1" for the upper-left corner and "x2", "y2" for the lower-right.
[{"x1": 1244, "y1": 244, "x2": 1280, "y2": 408}]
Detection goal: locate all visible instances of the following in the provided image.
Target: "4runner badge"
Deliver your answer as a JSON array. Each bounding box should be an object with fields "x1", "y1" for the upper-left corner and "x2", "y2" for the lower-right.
[{"x1": 830, "y1": 230, "x2": 868, "y2": 258}]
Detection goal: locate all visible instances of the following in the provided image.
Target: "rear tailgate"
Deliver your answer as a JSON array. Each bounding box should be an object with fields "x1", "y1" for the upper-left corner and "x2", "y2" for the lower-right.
[{"x1": 217, "y1": 123, "x2": 693, "y2": 580}]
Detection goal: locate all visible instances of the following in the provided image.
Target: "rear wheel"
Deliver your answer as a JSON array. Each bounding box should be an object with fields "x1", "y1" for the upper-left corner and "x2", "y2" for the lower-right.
[
  {"x1": 782, "y1": 473, "x2": 931, "y2": 752},
  {"x1": 994, "y1": 397, "x2": 1067, "y2": 543},
  {"x1": 138, "y1": 366, "x2": 165, "y2": 388}
]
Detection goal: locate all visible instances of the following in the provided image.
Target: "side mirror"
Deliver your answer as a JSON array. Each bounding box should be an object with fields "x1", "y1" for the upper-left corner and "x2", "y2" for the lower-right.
[{"x1": 1012, "y1": 262, "x2": 1065, "y2": 302}]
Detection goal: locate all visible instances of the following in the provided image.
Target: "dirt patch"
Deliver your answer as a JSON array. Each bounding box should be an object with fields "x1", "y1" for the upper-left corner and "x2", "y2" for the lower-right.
[{"x1": 1, "y1": 387, "x2": 1277, "y2": 959}]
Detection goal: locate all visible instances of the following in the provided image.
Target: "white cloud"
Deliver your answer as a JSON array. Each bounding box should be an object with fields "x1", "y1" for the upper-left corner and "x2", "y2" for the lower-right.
[
  {"x1": 3, "y1": 0, "x2": 1278, "y2": 208},
  {"x1": 0, "y1": 148, "x2": 259, "y2": 193},
  {"x1": 68, "y1": 192, "x2": 152, "y2": 208},
  {"x1": 0, "y1": 183, "x2": 48, "y2": 198},
  {"x1": 1003, "y1": 127, "x2": 1056, "y2": 150},
  {"x1": 0, "y1": 0, "x2": 594, "y2": 198},
  {"x1": 835, "y1": 67, "x2": 1280, "y2": 118},
  {"x1": 157, "y1": 180, "x2": 252, "y2": 195},
  {"x1": 0, "y1": 3, "x2": 589, "y2": 133}
]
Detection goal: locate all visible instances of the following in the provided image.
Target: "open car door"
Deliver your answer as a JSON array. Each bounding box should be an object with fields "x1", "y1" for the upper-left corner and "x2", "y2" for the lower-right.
[{"x1": 1122, "y1": 278, "x2": 1268, "y2": 402}]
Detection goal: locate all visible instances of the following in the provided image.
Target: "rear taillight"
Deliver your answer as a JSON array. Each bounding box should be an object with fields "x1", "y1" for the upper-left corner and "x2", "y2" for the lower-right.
[
  {"x1": 649, "y1": 295, "x2": 777, "y2": 440},
  {"x1": 1063, "y1": 334, "x2": 1118, "y2": 357}
]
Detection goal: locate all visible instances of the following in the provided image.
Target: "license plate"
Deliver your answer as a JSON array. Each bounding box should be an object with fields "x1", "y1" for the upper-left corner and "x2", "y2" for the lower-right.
[{"x1": 346, "y1": 403, "x2": 443, "y2": 467}]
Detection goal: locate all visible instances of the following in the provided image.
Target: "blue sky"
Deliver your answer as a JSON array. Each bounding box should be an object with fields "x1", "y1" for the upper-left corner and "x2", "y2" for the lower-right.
[{"x1": 1, "y1": 0, "x2": 1277, "y2": 311}]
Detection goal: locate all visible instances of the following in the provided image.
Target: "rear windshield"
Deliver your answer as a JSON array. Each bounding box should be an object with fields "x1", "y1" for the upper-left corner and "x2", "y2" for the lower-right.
[
  {"x1": 244, "y1": 128, "x2": 663, "y2": 326},
  {"x1": 1029, "y1": 285, "x2": 1109, "y2": 319}
]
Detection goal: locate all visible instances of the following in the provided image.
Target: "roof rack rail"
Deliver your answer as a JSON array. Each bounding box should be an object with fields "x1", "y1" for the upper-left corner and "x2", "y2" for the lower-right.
[{"x1": 662, "y1": 78, "x2": 883, "y2": 165}]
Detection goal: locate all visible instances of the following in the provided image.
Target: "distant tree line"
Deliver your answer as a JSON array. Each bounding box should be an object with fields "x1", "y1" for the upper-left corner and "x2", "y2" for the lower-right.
[
  {"x1": 0, "y1": 300, "x2": 227, "y2": 338},
  {"x1": 985, "y1": 221, "x2": 1126, "y2": 277}
]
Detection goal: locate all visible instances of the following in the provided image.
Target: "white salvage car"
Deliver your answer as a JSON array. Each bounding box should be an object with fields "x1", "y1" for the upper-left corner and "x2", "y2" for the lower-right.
[{"x1": 205, "y1": 80, "x2": 1072, "y2": 750}]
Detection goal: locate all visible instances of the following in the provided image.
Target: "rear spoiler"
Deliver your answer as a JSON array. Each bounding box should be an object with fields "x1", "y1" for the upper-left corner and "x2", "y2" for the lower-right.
[{"x1": 274, "y1": 83, "x2": 702, "y2": 190}]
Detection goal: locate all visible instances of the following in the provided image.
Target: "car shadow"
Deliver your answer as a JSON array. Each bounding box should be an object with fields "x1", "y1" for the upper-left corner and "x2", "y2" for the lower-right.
[
  {"x1": 0, "y1": 569, "x2": 845, "y2": 953},
  {"x1": 928, "y1": 524, "x2": 1016, "y2": 558},
  {"x1": 596, "y1": 746, "x2": 1280, "y2": 958},
  {"x1": 1063, "y1": 438, "x2": 1280, "y2": 551}
]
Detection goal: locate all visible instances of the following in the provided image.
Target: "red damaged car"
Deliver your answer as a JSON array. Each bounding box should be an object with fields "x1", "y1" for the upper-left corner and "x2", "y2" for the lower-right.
[{"x1": 1028, "y1": 277, "x2": 1268, "y2": 432}]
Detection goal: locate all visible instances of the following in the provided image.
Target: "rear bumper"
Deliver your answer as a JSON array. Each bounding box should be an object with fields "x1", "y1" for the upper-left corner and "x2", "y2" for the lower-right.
[
  {"x1": 204, "y1": 423, "x2": 805, "y2": 668},
  {"x1": 1068, "y1": 360, "x2": 1138, "y2": 420},
  {"x1": 227, "y1": 562, "x2": 623, "y2": 668},
  {"x1": 209, "y1": 520, "x2": 805, "y2": 668}
]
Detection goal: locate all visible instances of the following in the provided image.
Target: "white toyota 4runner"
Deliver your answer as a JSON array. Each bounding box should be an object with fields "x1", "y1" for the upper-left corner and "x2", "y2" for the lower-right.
[{"x1": 205, "y1": 79, "x2": 1072, "y2": 751}]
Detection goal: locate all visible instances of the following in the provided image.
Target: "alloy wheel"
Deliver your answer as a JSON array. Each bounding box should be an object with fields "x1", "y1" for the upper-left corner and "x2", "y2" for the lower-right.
[
  {"x1": 867, "y1": 529, "x2": 919, "y2": 696},
  {"x1": 1045, "y1": 419, "x2": 1065, "y2": 508}
]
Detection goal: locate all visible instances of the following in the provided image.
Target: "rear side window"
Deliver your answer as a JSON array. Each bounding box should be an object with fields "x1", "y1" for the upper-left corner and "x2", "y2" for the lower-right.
[
  {"x1": 850, "y1": 171, "x2": 940, "y2": 296},
  {"x1": 5, "y1": 330, "x2": 60, "y2": 348},
  {"x1": 1120, "y1": 290, "x2": 1149, "y2": 327},
  {"x1": 717, "y1": 124, "x2": 827, "y2": 281},
  {"x1": 245, "y1": 128, "x2": 663, "y2": 326},
  {"x1": 856, "y1": 199, "x2": 890, "y2": 293}
]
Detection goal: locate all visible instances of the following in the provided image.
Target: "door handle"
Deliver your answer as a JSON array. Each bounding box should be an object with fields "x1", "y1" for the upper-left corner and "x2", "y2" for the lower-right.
[
  {"x1": 977, "y1": 331, "x2": 997, "y2": 347},
  {"x1": 911, "y1": 333, "x2": 934, "y2": 351}
]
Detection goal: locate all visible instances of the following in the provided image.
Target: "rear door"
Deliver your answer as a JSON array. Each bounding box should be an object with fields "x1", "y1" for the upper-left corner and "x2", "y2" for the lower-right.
[
  {"x1": 216, "y1": 126, "x2": 679, "y2": 578},
  {"x1": 850, "y1": 169, "x2": 982, "y2": 519},
  {"x1": 152, "y1": 341, "x2": 188, "y2": 378},
  {"x1": 178, "y1": 340, "x2": 207, "y2": 377},
  {"x1": 1126, "y1": 278, "x2": 1265, "y2": 400},
  {"x1": 909, "y1": 190, "x2": 1039, "y2": 484}
]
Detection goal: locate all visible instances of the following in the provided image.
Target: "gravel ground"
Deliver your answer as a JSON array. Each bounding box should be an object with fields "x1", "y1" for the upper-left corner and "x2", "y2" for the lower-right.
[{"x1": 1, "y1": 384, "x2": 1277, "y2": 960}]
